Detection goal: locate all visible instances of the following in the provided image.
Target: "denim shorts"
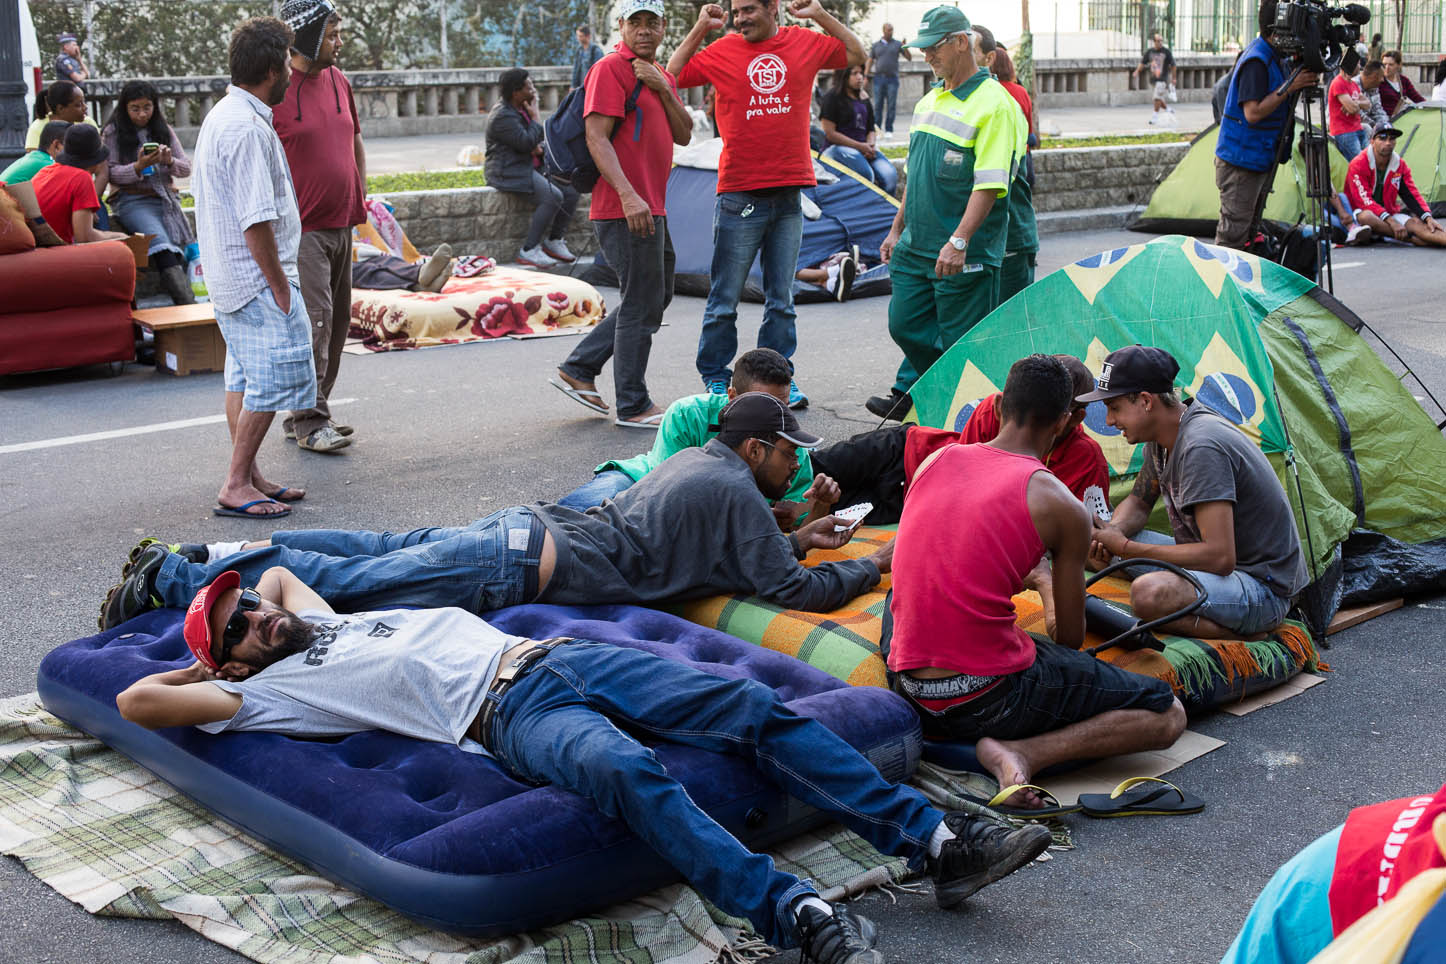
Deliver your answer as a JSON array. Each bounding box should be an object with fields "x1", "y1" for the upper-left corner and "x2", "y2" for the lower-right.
[
  {"x1": 217, "y1": 282, "x2": 316, "y2": 412},
  {"x1": 893, "y1": 635, "x2": 1176, "y2": 743},
  {"x1": 1125, "y1": 531, "x2": 1293, "y2": 635}
]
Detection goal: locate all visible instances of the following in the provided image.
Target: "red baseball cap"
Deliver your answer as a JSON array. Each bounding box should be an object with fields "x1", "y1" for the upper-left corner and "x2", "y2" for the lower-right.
[{"x1": 183, "y1": 570, "x2": 241, "y2": 670}]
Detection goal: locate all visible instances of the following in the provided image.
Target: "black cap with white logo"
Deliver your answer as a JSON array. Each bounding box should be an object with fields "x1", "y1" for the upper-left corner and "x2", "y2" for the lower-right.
[{"x1": 1075, "y1": 345, "x2": 1181, "y2": 402}]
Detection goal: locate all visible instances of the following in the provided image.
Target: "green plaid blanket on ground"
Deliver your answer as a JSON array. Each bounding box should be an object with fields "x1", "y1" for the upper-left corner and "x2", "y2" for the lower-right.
[{"x1": 0, "y1": 693, "x2": 913, "y2": 964}]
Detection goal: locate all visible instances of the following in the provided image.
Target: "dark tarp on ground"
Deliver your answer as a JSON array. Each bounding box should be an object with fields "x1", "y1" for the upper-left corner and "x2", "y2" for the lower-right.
[
  {"x1": 903, "y1": 235, "x2": 1446, "y2": 637},
  {"x1": 667, "y1": 153, "x2": 899, "y2": 302}
]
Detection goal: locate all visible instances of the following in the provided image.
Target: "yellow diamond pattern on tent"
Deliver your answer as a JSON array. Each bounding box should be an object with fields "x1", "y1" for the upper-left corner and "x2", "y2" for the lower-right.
[
  {"x1": 1180, "y1": 237, "x2": 1267, "y2": 299},
  {"x1": 1080, "y1": 337, "x2": 1140, "y2": 476},
  {"x1": 1061, "y1": 244, "x2": 1147, "y2": 305},
  {"x1": 945, "y1": 360, "x2": 1000, "y2": 433},
  {"x1": 1185, "y1": 332, "x2": 1268, "y2": 445}
]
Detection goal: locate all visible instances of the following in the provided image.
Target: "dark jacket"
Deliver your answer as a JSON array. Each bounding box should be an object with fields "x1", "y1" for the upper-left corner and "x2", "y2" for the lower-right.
[{"x1": 484, "y1": 101, "x2": 543, "y2": 192}]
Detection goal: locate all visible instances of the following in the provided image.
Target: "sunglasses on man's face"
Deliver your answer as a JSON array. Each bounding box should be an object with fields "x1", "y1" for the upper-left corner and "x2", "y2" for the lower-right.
[{"x1": 218, "y1": 588, "x2": 262, "y2": 665}]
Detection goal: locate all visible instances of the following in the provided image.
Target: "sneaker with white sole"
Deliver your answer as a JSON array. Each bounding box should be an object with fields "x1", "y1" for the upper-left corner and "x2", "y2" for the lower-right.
[
  {"x1": 542, "y1": 239, "x2": 577, "y2": 263},
  {"x1": 788, "y1": 380, "x2": 808, "y2": 410},
  {"x1": 517, "y1": 246, "x2": 558, "y2": 269},
  {"x1": 298, "y1": 425, "x2": 352, "y2": 454}
]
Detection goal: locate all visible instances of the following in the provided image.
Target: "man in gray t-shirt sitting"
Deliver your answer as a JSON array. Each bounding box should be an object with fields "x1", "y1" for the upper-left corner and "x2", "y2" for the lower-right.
[
  {"x1": 117, "y1": 565, "x2": 1051, "y2": 963},
  {"x1": 1080, "y1": 345, "x2": 1309, "y2": 639}
]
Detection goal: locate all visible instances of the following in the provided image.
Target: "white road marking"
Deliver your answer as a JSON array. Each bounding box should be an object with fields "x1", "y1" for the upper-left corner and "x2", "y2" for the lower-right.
[
  {"x1": 0, "y1": 398, "x2": 357, "y2": 455},
  {"x1": 1330, "y1": 261, "x2": 1365, "y2": 269}
]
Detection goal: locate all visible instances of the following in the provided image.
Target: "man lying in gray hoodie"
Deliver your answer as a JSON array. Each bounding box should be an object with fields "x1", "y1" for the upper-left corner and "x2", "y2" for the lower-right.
[{"x1": 102, "y1": 393, "x2": 892, "y2": 630}]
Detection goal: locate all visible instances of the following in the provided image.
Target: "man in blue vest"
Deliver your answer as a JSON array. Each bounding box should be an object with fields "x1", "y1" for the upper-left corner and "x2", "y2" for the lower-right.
[{"x1": 1213, "y1": 0, "x2": 1319, "y2": 249}]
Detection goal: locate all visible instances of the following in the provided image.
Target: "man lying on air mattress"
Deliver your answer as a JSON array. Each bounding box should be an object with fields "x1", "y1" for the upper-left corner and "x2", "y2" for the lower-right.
[{"x1": 115, "y1": 563, "x2": 1051, "y2": 964}]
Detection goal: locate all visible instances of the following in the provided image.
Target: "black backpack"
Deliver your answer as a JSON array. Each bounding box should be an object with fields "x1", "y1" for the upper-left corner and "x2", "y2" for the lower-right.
[
  {"x1": 1251, "y1": 219, "x2": 1321, "y2": 281},
  {"x1": 543, "y1": 59, "x2": 645, "y2": 192}
]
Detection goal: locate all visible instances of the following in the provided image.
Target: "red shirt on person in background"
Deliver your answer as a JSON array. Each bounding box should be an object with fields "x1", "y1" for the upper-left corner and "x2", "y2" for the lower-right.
[
  {"x1": 674, "y1": 26, "x2": 846, "y2": 192},
  {"x1": 1001, "y1": 80, "x2": 1034, "y2": 141},
  {"x1": 272, "y1": 65, "x2": 366, "y2": 232},
  {"x1": 1328, "y1": 72, "x2": 1366, "y2": 136},
  {"x1": 585, "y1": 43, "x2": 681, "y2": 220},
  {"x1": 899, "y1": 394, "x2": 1111, "y2": 506},
  {"x1": 30, "y1": 162, "x2": 99, "y2": 244}
]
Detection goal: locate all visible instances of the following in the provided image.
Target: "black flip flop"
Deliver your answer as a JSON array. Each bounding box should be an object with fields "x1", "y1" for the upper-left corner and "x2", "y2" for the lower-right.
[{"x1": 1078, "y1": 777, "x2": 1205, "y2": 818}]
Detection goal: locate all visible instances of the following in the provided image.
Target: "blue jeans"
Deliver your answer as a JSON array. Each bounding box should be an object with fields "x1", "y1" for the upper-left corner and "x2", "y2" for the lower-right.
[
  {"x1": 489, "y1": 641, "x2": 943, "y2": 948},
  {"x1": 696, "y1": 190, "x2": 803, "y2": 385},
  {"x1": 821, "y1": 145, "x2": 900, "y2": 194},
  {"x1": 1124, "y1": 530, "x2": 1293, "y2": 635},
  {"x1": 1332, "y1": 129, "x2": 1367, "y2": 160},
  {"x1": 872, "y1": 74, "x2": 899, "y2": 132},
  {"x1": 555, "y1": 468, "x2": 635, "y2": 511},
  {"x1": 153, "y1": 506, "x2": 543, "y2": 613}
]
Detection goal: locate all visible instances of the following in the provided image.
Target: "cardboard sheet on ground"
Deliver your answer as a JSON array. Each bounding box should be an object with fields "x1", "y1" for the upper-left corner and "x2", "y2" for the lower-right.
[
  {"x1": 348, "y1": 266, "x2": 604, "y2": 352},
  {"x1": 1222, "y1": 672, "x2": 1325, "y2": 717},
  {"x1": 1036, "y1": 730, "x2": 1226, "y2": 807}
]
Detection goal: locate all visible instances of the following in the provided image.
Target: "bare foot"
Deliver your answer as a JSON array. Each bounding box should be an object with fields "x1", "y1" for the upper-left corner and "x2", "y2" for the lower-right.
[
  {"x1": 251, "y1": 471, "x2": 305, "y2": 502},
  {"x1": 242, "y1": 540, "x2": 273, "y2": 550},
  {"x1": 217, "y1": 484, "x2": 288, "y2": 516},
  {"x1": 975, "y1": 737, "x2": 1044, "y2": 809}
]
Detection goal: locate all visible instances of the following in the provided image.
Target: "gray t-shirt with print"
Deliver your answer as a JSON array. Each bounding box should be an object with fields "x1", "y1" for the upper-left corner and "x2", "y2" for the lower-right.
[
  {"x1": 1136, "y1": 402, "x2": 1309, "y2": 599},
  {"x1": 198, "y1": 607, "x2": 524, "y2": 755}
]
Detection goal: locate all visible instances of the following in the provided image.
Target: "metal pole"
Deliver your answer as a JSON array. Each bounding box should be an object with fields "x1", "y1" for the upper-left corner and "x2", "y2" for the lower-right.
[{"x1": 0, "y1": 0, "x2": 25, "y2": 168}]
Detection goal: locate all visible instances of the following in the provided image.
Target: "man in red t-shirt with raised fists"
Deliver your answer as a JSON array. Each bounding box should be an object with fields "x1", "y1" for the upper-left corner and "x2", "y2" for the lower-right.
[{"x1": 669, "y1": 0, "x2": 864, "y2": 410}]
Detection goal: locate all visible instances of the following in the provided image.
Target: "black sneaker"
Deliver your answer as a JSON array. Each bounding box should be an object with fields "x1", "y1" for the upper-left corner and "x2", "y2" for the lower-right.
[
  {"x1": 121, "y1": 538, "x2": 204, "y2": 578},
  {"x1": 928, "y1": 812, "x2": 1052, "y2": 908},
  {"x1": 796, "y1": 902, "x2": 883, "y2": 964},
  {"x1": 864, "y1": 389, "x2": 912, "y2": 421},
  {"x1": 99, "y1": 543, "x2": 169, "y2": 630}
]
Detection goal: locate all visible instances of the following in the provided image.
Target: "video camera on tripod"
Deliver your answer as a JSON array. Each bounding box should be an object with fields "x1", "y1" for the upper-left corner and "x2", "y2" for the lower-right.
[{"x1": 1271, "y1": 0, "x2": 1370, "y2": 72}]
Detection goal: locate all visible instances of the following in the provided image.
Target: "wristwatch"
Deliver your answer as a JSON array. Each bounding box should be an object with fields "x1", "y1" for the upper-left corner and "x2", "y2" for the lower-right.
[{"x1": 948, "y1": 235, "x2": 969, "y2": 251}]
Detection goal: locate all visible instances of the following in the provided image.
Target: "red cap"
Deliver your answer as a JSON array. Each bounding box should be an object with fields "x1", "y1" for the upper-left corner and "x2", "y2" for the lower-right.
[{"x1": 183, "y1": 570, "x2": 241, "y2": 670}]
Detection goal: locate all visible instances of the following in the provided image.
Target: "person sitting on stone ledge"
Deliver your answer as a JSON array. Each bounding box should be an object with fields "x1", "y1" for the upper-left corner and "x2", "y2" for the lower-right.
[
  {"x1": 485, "y1": 68, "x2": 580, "y2": 270},
  {"x1": 1, "y1": 120, "x2": 69, "y2": 186},
  {"x1": 102, "y1": 80, "x2": 196, "y2": 305}
]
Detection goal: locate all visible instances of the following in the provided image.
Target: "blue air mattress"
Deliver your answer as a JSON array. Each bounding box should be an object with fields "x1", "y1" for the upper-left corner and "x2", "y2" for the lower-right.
[{"x1": 37, "y1": 603, "x2": 923, "y2": 936}]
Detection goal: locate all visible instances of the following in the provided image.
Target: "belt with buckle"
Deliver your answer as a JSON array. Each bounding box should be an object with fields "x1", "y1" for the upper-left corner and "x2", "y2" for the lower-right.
[{"x1": 472, "y1": 636, "x2": 574, "y2": 753}]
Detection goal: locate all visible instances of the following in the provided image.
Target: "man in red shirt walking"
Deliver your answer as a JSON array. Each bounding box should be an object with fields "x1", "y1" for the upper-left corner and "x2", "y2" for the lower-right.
[
  {"x1": 669, "y1": 0, "x2": 864, "y2": 410},
  {"x1": 274, "y1": 0, "x2": 366, "y2": 456},
  {"x1": 886, "y1": 355, "x2": 1185, "y2": 808},
  {"x1": 552, "y1": 0, "x2": 696, "y2": 430}
]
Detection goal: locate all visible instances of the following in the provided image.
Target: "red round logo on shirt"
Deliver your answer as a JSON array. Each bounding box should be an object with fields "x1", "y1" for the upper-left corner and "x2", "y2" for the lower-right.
[{"x1": 747, "y1": 53, "x2": 788, "y2": 94}]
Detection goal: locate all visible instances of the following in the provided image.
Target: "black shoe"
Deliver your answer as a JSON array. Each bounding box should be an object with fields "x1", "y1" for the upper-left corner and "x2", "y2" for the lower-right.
[
  {"x1": 99, "y1": 543, "x2": 169, "y2": 630},
  {"x1": 928, "y1": 812, "x2": 1052, "y2": 908},
  {"x1": 796, "y1": 902, "x2": 883, "y2": 964},
  {"x1": 121, "y1": 538, "x2": 204, "y2": 578},
  {"x1": 864, "y1": 389, "x2": 912, "y2": 421}
]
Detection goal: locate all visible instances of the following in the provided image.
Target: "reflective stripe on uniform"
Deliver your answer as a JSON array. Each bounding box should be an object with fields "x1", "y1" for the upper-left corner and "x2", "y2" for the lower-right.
[
  {"x1": 912, "y1": 109, "x2": 979, "y2": 145},
  {"x1": 973, "y1": 168, "x2": 1008, "y2": 185}
]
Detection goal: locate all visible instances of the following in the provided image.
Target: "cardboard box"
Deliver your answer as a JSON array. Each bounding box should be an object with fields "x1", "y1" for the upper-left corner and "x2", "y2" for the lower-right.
[
  {"x1": 122, "y1": 233, "x2": 156, "y2": 268},
  {"x1": 133, "y1": 304, "x2": 226, "y2": 376}
]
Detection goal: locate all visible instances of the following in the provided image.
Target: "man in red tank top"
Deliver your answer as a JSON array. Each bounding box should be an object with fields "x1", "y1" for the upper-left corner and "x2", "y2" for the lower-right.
[{"x1": 887, "y1": 355, "x2": 1186, "y2": 808}]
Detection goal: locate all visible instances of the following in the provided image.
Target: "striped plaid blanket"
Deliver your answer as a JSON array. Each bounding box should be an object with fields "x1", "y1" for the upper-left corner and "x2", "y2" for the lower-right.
[
  {"x1": 0, "y1": 692, "x2": 911, "y2": 964},
  {"x1": 671, "y1": 526, "x2": 1318, "y2": 711}
]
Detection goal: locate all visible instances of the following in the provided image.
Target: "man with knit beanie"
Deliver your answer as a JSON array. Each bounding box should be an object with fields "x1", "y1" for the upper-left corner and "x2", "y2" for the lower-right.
[{"x1": 274, "y1": 0, "x2": 366, "y2": 455}]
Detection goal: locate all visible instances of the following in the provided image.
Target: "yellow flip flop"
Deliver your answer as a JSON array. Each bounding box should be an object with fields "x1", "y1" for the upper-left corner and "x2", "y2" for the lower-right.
[
  {"x1": 983, "y1": 784, "x2": 1083, "y2": 819},
  {"x1": 1078, "y1": 776, "x2": 1205, "y2": 818}
]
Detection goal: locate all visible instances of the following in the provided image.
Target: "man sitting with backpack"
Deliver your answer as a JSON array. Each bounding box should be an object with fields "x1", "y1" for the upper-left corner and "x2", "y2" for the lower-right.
[{"x1": 550, "y1": 0, "x2": 696, "y2": 430}]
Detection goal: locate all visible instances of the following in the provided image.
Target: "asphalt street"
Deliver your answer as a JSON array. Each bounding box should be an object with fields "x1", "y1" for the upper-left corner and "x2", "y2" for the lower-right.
[{"x1": 2, "y1": 226, "x2": 1444, "y2": 964}]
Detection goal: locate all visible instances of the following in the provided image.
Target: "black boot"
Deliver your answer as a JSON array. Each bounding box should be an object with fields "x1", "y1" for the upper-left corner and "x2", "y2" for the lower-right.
[
  {"x1": 928, "y1": 812, "x2": 1052, "y2": 908},
  {"x1": 795, "y1": 901, "x2": 883, "y2": 964},
  {"x1": 160, "y1": 264, "x2": 197, "y2": 306},
  {"x1": 864, "y1": 389, "x2": 912, "y2": 421}
]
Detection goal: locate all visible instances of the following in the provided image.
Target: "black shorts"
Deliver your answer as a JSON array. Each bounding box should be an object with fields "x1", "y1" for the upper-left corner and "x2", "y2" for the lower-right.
[{"x1": 893, "y1": 635, "x2": 1176, "y2": 743}]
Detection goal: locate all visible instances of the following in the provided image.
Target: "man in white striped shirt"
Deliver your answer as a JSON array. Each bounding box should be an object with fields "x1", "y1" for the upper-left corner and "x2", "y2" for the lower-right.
[{"x1": 192, "y1": 17, "x2": 316, "y2": 520}]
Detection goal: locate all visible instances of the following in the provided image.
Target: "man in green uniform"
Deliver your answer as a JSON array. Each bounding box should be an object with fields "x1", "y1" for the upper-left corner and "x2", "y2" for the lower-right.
[{"x1": 865, "y1": 6, "x2": 1019, "y2": 421}]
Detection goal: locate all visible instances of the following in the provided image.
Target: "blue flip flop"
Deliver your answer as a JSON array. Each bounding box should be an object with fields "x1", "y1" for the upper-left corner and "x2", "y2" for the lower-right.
[{"x1": 213, "y1": 499, "x2": 291, "y2": 519}]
